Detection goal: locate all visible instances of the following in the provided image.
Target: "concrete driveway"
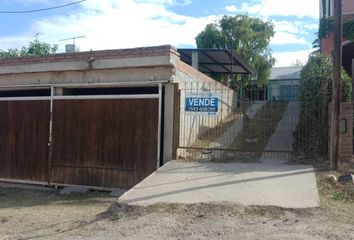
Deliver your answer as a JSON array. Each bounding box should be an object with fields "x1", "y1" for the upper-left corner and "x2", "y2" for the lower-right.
[
  {"x1": 260, "y1": 101, "x2": 300, "y2": 164},
  {"x1": 118, "y1": 160, "x2": 320, "y2": 209}
]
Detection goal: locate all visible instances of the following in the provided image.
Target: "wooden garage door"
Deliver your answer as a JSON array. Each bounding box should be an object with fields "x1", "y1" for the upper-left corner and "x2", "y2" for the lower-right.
[
  {"x1": 0, "y1": 101, "x2": 50, "y2": 182},
  {"x1": 50, "y1": 98, "x2": 159, "y2": 188}
]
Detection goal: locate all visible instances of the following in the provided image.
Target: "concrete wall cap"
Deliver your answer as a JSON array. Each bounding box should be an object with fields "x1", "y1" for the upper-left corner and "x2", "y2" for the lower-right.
[{"x1": 0, "y1": 45, "x2": 179, "y2": 67}]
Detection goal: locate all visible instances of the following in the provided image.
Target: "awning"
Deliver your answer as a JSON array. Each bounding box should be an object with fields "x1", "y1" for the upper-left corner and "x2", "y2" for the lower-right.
[{"x1": 177, "y1": 48, "x2": 255, "y2": 75}]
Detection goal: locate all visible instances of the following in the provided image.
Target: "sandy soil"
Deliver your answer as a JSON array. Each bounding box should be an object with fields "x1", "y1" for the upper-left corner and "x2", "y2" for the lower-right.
[{"x1": 0, "y1": 179, "x2": 353, "y2": 240}]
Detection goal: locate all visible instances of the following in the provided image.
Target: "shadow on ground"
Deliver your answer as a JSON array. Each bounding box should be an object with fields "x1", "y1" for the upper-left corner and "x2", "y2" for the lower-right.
[{"x1": 0, "y1": 186, "x2": 115, "y2": 209}]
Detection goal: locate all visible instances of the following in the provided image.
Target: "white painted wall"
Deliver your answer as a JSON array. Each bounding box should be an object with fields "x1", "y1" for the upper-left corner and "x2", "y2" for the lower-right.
[{"x1": 174, "y1": 63, "x2": 239, "y2": 157}]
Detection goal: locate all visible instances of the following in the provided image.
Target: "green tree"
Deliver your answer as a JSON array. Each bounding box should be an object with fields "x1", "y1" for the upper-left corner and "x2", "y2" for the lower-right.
[
  {"x1": 195, "y1": 15, "x2": 275, "y2": 86},
  {"x1": 300, "y1": 53, "x2": 351, "y2": 106},
  {"x1": 0, "y1": 48, "x2": 20, "y2": 58},
  {"x1": 0, "y1": 39, "x2": 58, "y2": 58}
]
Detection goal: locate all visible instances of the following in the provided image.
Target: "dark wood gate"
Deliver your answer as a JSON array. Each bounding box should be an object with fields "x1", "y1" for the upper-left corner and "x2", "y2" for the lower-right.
[
  {"x1": 0, "y1": 88, "x2": 161, "y2": 189},
  {"x1": 0, "y1": 100, "x2": 50, "y2": 182},
  {"x1": 50, "y1": 98, "x2": 159, "y2": 188}
]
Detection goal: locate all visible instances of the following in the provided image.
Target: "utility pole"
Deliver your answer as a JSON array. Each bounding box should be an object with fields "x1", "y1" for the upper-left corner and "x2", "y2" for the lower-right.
[
  {"x1": 228, "y1": 32, "x2": 234, "y2": 88},
  {"x1": 352, "y1": 59, "x2": 354, "y2": 102},
  {"x1": 331, "y1": 0, "x2": 343, "y2": 170}
]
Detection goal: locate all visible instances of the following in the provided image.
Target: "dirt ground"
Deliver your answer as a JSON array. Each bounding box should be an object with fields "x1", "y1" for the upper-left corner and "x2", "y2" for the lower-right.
[{"x1": 0, "y1": 167, "x2": 354, "y2": 240}]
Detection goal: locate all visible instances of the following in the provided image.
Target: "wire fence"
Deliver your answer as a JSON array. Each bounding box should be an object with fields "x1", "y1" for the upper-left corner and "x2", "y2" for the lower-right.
[{"x1": 177, "y1": 80, "x2": 322, "y2": 163}]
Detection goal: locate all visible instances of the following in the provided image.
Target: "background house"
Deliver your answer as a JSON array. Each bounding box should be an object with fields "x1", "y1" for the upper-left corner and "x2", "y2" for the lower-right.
[{"x1": 267, "y1": 66, "x2": 302, "y2": 101}]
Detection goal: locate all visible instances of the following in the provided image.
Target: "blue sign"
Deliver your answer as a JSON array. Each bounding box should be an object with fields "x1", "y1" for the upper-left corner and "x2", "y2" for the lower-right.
[{"x1": 185, "y1": 96, "x2": 219, "y2": 114}]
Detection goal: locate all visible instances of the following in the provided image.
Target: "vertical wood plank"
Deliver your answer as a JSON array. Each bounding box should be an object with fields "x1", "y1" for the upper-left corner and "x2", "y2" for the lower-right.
[
  {"x1": 0, "y1": 101, "x2": 50, "y2": 182},
  {"x1": 51, "y1": 99, "x2": 159, "y2": 188}
]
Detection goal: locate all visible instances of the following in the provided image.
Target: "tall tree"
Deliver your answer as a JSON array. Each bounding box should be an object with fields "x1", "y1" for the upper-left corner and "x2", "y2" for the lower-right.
[
  {"x1": 196, "y1": 15, "x2": 275, "y2": 86},
  {"x1": 0, "y1": 39, "x2": 58, "y2": 58}
]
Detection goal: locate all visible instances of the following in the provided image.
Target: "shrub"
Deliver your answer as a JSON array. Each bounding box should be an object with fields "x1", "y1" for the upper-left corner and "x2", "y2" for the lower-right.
[{"x1": 297, "y1": 53, "x2": 352, "y2": 155}]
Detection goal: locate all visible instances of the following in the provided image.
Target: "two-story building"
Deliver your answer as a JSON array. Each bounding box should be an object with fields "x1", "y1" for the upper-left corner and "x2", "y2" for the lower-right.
[{"x1": 320, "y1": 0, "x2": 354, "y2": 77}]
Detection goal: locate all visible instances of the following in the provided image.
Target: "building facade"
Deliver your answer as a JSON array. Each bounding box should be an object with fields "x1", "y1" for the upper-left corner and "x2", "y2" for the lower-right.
[
  {"x1": 320, "y1": 0, "x2": 354, "y2": 76},
  {"x1": 267, "y1": 67, "x2": 301, "y2": 101},
  {"x1": 0, "y1": 45, "x2": 252, "y2": 189}
]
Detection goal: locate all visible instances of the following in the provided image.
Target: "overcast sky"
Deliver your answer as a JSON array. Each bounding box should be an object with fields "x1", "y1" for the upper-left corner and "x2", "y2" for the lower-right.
[{"x1": 0, "y1": 0, "x2": 320, "y2": 66}]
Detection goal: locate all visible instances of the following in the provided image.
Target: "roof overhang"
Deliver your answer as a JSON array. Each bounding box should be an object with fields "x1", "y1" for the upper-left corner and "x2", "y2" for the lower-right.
[{"x1": 177, "y1": 48, "x2": 255, "y2": 75}]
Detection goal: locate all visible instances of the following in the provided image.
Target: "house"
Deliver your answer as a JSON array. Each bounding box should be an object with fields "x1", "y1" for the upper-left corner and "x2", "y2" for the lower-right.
[
  {"x1": 267, "y1": 66, "x2": 302, "y2": 101},
  {"x1": 320, "y1": 0, "x2": 354, "y2": 76},
  {"x1": 319, "y1": 0, "x2": 354, "y2": 161},
  {"x1": 0, "y1": 45, "x2": 252, "y2": 189}
]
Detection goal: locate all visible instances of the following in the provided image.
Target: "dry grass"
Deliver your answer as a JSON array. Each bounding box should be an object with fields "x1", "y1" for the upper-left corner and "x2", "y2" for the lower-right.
[
  {"x1": 1, "y1": 163, "x2": 354, "y2": 240},
  {"x1": 0, "y1": 187, "x2": 114, "y2": 209},
  {"x1": 316, "y1": 161, "x2": 354, "y2": 202},
  {"x1": 223, "y1": 101, "x2": 289, "y2": 162},
  {"x1": 184, "y1": 111, "x2": 243, "y2": 160},
  {"x1": 197, "y1": 112, "x2": 242, "y2": 142},
  {"x1": 183, "y1": 101, "x2": 289, "y2": 162},
  {"x1": 186, "y1": 102, "x2": 251, "y2": 151},
  {"x1": 232, "y1": 101, "x2": 289, "y2": 150}
]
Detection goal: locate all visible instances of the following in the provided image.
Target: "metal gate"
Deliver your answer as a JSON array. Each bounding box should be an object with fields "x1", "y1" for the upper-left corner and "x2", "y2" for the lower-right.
[{"x1": 177, "y1": 81, "x2": 322, "y2": 163}]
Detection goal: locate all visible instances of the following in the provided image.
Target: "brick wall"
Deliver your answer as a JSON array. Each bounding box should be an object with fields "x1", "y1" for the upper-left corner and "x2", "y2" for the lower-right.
[
  {"x1": 321, "y1": 32, "x2": 349, "y2": 55},
  {"x1": 175, "y1": 60, "x2": 221, "y2": 85},
  {"x1": 340, "y1": 103, "x2": 353, "y2": 161},
  {"x1": 343, "y1": 0, "x2": 354, "y2": 15},
  {"x1": 321, "y1": 31, "x2": 335, "y2": 55},
  {"x1": 328, "y1": 102, "x2": 353, "y2": 162}
]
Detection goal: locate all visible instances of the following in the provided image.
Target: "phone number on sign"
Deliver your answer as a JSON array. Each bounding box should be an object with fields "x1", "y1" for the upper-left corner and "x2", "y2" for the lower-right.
[{"x1": 185, "y1": 106, "x2": 218, "y2": 112}]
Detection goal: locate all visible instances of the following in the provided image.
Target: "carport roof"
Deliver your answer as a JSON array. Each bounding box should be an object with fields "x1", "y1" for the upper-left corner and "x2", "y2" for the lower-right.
[{"x1": 177, "y1": 48, "x2": 255, "y2": 75}]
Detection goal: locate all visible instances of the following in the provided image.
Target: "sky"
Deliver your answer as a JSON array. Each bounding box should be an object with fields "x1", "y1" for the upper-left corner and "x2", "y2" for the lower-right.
[{"x1": 0, "y1": 0, "x2": 320, "y2": 67}]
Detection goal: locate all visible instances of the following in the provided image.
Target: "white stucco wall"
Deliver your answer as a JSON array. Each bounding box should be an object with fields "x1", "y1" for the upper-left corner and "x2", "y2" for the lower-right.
[{"x1": 174, "y1": 61, "x2": 239, "y2": 152}]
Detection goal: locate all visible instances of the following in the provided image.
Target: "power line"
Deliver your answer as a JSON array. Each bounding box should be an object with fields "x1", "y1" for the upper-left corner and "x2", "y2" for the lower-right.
[
  {"x1": 0, "y1": 0, "x2": 87, "y2": 14},
  {"x1": 256, "y1": 0, "x2": 269, "y2": 16}
]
